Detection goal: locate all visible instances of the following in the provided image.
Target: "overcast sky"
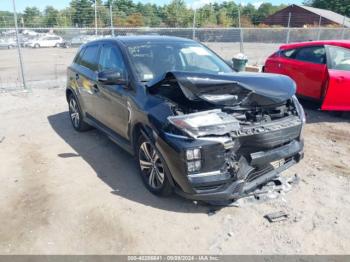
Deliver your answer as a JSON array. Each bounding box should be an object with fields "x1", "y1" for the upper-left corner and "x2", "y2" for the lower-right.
[{"x1": 1, "y1": 0, "x2": 303, "y2": 12}]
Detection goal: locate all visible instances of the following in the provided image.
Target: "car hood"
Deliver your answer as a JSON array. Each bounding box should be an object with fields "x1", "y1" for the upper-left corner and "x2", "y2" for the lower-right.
[{"x1": 147, "y1": 71, "x2": 296, "y2": 107}]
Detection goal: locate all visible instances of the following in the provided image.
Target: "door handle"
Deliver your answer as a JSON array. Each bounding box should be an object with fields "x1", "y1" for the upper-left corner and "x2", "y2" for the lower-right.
[
  {"x1": 92, "y1": 84, "x2": 99, "y2": 93},
  {"x1": 336, "y1": 77, "x2": 345, "y2": 83},
  {"x1": 75, "y1": 73, "x2": 79, "y2": 80}
]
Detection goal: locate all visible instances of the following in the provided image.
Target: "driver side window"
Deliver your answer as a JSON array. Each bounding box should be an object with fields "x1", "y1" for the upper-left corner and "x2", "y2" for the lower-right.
[{"x1": 98, "y1": 44, "x2": 126, "y2": 73}]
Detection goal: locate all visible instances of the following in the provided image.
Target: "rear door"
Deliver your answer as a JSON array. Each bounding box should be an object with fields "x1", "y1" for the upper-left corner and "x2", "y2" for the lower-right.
[
  {"x1": 94, "y1": 43, "x2": 130, "y2": 138},
  {"x1": 322, "y1": 45, "x2": 350, "y2": 111},
  {"x1": 264, "y1": 49, "x2": 290, "y2": 74},
  {"x1": 283, "y1": 45, "x2": 328, "y2": 100},
  {"x1": 74, "y1": 44, "x2": 100, "y2": 117}
]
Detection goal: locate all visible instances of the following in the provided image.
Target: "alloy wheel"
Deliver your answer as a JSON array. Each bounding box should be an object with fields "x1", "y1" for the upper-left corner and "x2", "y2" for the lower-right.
[
  {"x1": 69, "y1": 98, "x2": 80, "y2": 128},
  {"x1": 139, "y1": 141, "x2": 165, "y2": 189}
]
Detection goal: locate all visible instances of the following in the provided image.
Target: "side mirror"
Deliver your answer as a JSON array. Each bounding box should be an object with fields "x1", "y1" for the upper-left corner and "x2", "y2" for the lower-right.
[
  {"x1": 98, "y1": 69, "x2": 128, "y2": 85},
  {"x1": 225, "y1": 59, "x2": 234, "y2": 69}
]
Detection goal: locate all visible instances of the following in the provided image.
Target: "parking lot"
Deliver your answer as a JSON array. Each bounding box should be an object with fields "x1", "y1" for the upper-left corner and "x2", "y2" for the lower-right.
[
  {"x1": 0, "y1": 42, "x2": 279, "y2": 90},
  {"x1": 0, "y1": 80, "x2": 350, "y2": 254}
]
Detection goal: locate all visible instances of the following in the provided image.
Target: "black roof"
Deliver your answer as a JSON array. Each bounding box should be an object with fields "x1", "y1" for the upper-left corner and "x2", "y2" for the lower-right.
[{"x1": 87, "y1": 35, "x2": 195, "y2": 46}]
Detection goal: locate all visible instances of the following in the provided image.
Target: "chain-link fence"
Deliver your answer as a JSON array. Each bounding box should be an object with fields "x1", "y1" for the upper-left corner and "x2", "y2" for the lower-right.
[{"x1": 1, "y1": 26, "x2": 350, "y2": 92}]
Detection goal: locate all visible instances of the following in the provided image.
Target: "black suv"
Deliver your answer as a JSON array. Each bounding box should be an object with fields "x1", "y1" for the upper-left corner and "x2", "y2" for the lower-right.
[{"x1": 66, "y1": 36, "x2": 305, "y2": 203}]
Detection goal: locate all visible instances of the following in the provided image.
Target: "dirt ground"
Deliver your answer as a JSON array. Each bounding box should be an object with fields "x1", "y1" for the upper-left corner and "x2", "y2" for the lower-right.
[{"x1": 0, "y1": 87, "x2": 349, "y2": 254}]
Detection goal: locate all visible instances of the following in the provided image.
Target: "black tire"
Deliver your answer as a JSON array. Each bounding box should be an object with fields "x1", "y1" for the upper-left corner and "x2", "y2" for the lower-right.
[
  {"x1": 68, "y1": 94, "x2": 92, "y2": 132},
  {"x1": 8, "y1": 45, "x2": 13, "y2": 49},
  {"x1": 136, "y1": 135, "x2": 172, "y2": 196},
  {"x1": 330, "y1": 111, "x2": 343, "y2": 118},
  {"x1": 55, "y1": 43, "x2": 60, "y2": 47},
  {"x1": 34, "y1": 44, "x2": 40, "y2": 48}
]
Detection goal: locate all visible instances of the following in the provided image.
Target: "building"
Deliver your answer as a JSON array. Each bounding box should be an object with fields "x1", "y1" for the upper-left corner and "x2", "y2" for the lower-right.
[{"x1": 263, "y1": 4, "x2": 350, "y2": 28}]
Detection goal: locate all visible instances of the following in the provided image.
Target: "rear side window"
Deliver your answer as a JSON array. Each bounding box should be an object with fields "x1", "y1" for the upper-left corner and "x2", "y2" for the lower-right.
[
  {"x1": 281, "y1": 49, "x2": 297, "y2": 58},
  {"x1": 294, "y1": 46, "x2": 326, "y2": 64},
  {"x1": 74, "y1": 47, "x2": 85, "y2": 64},
  {"x1": 79, "y1": 45, "x2": 99, "y2": 71}
]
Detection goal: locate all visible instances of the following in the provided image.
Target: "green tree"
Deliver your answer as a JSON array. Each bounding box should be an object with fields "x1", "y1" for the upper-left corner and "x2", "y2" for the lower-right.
[
  {"x1": 198, "y1": 4, "x2": 218, "y2": 27},
  {"x1": 304, "y1": 0, "x2": 350, "y2": 16},
  {"x1": 43, "y1": 6, "x2": 59, "y2": 27},
  {"x1": 70, "y1": 0, "x2": 94, "y2": 27},
  {"x1": 164, "y1": 0, "x2": 191, "y2": 27},
  {"x1": 23, "y1": 7, "x2": 42, "y2": 27},
  {"x1": 0, "y1": 11, "x2": 14, "y2": 27},
  {"x1": 216, "y1": 8, "x2": 233, "y2": 27},
  {"x1": 57, "y1": 8, "x2": 73, "y2": 27}
]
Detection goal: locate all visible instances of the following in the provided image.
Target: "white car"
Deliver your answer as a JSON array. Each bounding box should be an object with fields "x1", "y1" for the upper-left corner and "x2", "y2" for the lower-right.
[{"x1": 27, "y1": 35, "x2": 63, "y2": 48}]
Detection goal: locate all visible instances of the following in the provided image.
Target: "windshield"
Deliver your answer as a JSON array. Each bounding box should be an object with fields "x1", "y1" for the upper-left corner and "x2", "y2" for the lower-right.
[{"x1": 125, "y1": 42, "x2": 233, "y2": 82}]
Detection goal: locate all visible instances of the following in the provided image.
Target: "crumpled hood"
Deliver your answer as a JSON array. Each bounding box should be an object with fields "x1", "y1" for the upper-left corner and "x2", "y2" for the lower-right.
[{"x1": 147, "y1": 71, "x2": 296, "y2": 107}]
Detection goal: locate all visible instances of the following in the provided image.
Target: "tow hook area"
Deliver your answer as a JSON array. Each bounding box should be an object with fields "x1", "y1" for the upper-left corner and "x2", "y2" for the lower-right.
[{"x1": 207, "y1": 174, "x2": 300, "y2": 206}]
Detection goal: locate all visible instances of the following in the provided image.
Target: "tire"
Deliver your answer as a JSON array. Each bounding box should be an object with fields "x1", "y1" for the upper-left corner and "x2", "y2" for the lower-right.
[
  {"x1": 34, "y1": 44, "x2": 40, "y2": 48},
  {"x1": 55, "y1": 43, "x2": 60, "y2": 47},
  {"x1": 330, "y1": 111, "x2": 343, "y2": 118},
  {"x1": 8, "y1": 45, "x2": 13, "y2": 49},
  {"x1": 68, "y1": 94, "x2": 92, "y2": 132},
  {"x1": 136, "y1": 135, "x2": 172, "y2": 196}
]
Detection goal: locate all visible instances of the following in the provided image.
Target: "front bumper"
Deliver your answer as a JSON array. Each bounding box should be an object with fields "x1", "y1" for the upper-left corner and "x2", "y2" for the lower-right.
[
  {"x1": 176, "y1": 150, "x2": 303, "y2": 201},
  {"x1": 156, "y1": 118, "x2": 304, "y2": 202}
]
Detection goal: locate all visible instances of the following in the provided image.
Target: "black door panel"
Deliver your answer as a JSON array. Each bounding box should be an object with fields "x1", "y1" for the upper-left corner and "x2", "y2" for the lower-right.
[
  {"x1": 71, "y1": 44, "x2": 100, "y2": 117},
  {"x1": 94, "y1": 43, "x2": 130, "y2": 139}
]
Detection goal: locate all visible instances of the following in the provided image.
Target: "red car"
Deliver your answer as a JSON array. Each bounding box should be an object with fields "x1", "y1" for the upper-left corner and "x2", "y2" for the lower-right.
[{"x1": 264, "y1": 41, "x2": 350, "y2": 111}]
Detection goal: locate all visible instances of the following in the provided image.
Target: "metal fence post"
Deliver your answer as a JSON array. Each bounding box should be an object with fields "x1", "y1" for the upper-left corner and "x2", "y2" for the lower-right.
[
  {"x1": 192, "y1": 9, "x2": 196, "y2": 40},
  {"x1": 110, "y1": 4, "x2": 114, "y2": 36},
  {"x1": 317, "y1": 15, "x2": 322, "y2": 40},
  {"x1": 12, "y1": 0, "x2": 28, "y2": 91},
  {"x1": 341, "y1": 16, "x2": 346, "y2": 39},
  {"x1": 238, "y1": 3, "x2": 244, "y2": 53},
  {"x1": 286, "y1": 12, "x2": 291, "y2": 43},
  {"x1": 94, "y1": 0, "x2": 97, "y2": 35}
]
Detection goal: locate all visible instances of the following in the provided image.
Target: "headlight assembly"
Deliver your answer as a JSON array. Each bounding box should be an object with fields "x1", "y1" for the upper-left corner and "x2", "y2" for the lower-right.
[{"x1": 292, "y1": 95, "x2": 306, "y2": 124}]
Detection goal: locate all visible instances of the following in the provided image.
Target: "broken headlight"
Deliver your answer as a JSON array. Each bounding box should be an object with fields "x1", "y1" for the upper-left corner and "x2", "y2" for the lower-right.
[
  {"x1": 292, "y1": 95, "x2": 306, "y2": 124},
  {"x1": 292, "y1": 95, "x2": 306, "y2": 139},
  {"x1": 167, "y1": 109, "x2": 240, "y2": 138},
  {"x1": 186, "y1": 148, "x2": 201, "y2": 160}
]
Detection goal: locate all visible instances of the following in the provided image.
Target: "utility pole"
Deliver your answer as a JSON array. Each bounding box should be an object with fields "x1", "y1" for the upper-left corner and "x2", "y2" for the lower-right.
[
  {"x1": 192, "y1": 8, "x2": 196, "y2": 40},
  {"x1": 110, "y1": 4, "x2": 114, "y2": 36},
  {"x1": 12, "y1": 0, "x2": 28, "y2": 91},
  {"x1": 94, "y1": 0, "x2": 97, "y2": 35}
]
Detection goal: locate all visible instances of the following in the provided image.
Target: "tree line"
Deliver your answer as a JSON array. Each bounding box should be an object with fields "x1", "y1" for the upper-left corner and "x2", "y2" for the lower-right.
[{"x1": 0, "y1": 0, "x2": 348, "y2": 28}]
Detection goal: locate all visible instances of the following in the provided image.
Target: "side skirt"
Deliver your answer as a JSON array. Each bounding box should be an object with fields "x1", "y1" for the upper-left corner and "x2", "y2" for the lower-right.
[{"x1": 84, "y1": 113, "x2": 134, "y2": 155}]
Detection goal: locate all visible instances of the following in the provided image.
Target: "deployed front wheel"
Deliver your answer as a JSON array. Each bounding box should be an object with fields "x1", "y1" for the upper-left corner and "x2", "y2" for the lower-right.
[{"x1": 137, "y1": 135, "x2": 172, "y2": 196}]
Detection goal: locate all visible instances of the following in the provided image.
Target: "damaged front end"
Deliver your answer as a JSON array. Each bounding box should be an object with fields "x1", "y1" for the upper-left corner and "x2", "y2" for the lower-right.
[{"x1": 148, "y1": 71, "x2": 305, "y2": 202}]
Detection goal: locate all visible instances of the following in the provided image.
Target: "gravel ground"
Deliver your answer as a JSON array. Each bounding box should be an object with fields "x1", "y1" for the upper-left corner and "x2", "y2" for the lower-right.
[{"x1": 0, "y1": 87, "x2": 349, "y2": 254}]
